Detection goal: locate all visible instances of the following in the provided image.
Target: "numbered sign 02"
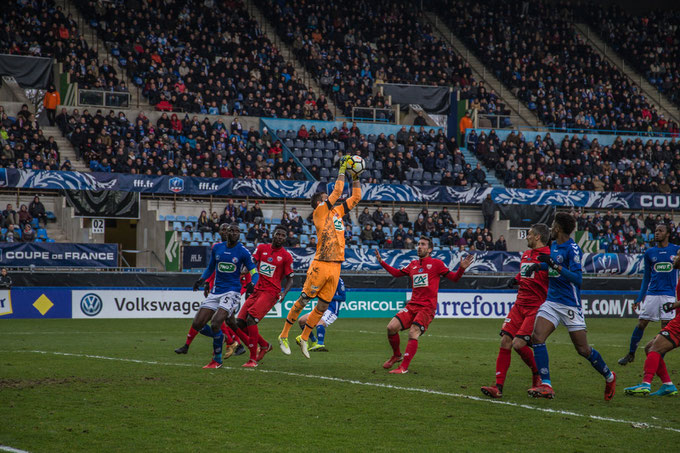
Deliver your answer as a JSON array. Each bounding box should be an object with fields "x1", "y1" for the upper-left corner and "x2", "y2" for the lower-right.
[{"x1": 91, "y1": 218, "x2": 105, "y2": 234}]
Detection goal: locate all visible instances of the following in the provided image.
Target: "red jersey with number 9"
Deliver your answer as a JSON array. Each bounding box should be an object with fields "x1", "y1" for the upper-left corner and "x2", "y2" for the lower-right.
[{"x1": 253, "y1": 243, "x2": 294, "y2": 292}]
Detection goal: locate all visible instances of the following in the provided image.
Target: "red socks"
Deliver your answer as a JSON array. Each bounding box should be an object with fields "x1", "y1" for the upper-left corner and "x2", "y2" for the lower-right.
[
  {"x1": 643, "y1": 351, "x2": 662, "y2": 384},
  {"x1": 388, "y1": 333, "x2": 401, "y2": 357},
  {"x1": 247, "y1": 324, "x2": 259, "y2": 361},
  {"x1": 186, "y1": 327, "x2": 199, "y2": 346},
  {"x1": 495, "y1": 348, "x2": 512, "y2": 387},
  {"x1": 401, "y1": 339, "x2": 418, "y2": 370},
  {"x1": 235, "y1": 327, "x2": 250, "y2": 344},
  {"x1": 516, "y1": 345, "x2": 539, "y2": 374},
  {"x1": 657, "y1": 356, "x2": 672, "y2": 384},
  {"x1": 257, "y1": 334, "x2": 269, "y2": 348},
  {"x1": 220, "y1": 323, "x2": 236, "y2": 344}
]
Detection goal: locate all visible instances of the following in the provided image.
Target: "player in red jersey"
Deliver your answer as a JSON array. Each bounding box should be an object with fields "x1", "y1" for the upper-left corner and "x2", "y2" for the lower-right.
[
  {"x1": 237, "y1": 226, "x2": 294, "y2": 367},
  {"x1": 480, "y1": 223, "x2": 551, "y2": 398},
  {"x1": 375, "y1": 236, "x2": 475, "y2": 374},
  {"x1": 625, "y1": 253, "x2": 680, "y2": 396}
]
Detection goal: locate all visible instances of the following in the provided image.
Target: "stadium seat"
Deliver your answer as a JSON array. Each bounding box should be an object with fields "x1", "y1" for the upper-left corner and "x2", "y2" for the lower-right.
[
  {"x1": 176, "y1": 215, "x2": 187, "y2": 222},
  {"x1": 458, "y1": 223, "x2": 468, "y2": 229},
  {"x1": 432, "y1": 237, "x2": 441, "y2": 247},
  {"x1": 31, "y1": 218, "x2": 39, "y2": 229},
  {"x1": 200, "y1": 242, "x2": 211, "y2": 247},
  {"x1": 187, "y1": 215, "x2": 198, "y2": 223},
  {"x1": 181, "y1": 232, "x2": 192, "y2": 242},
  {"x1": 45, "y1": 238, "x2": 55, "y2": 243},
  {"x1": 202, "y1": 232, "x2": 213, "y2": 242},
  {"x1": 352, "y1": 226, "x2": 361, "y2": 236},
  {"x1": 214, "y1": 233, "x2": 222, "y2": 242},
  {"x1": 37, "y1": 229, "x2": 48, "y2": 240},
  {"x1": 173, "y1": 221, "x2": 183, "y2": 231},
  {"x1": 46, "y1": 211, "x2": 56, "y2": 221},
  {"x1": 300, "y1": 234, "x2": 309, "y2": 244},
  {"x1": 166, "y1": 215, "x2": 176, "y2": 222},
  {"x1": 239, "y1": 233, "x2": 246, "y2": 242},
  {"x1": 189, "y1": 241, "x2": 199, "y2": 246},
  {"x1": 192, "y1": 232, "x2": 203, "y2": 242},
  {"x1": 158, "y1": 215, "x2": 165, "y2": 221},
  {"x1": 184, "y1": 222, "x2": 195, "y2": 231}
]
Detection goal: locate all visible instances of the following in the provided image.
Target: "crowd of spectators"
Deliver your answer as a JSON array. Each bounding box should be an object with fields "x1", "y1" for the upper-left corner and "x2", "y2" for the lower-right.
[
  {"x1": 0, "y1": 197, "x2": 50, "y2": 243},
  {"x1": 56, "y1": 108, "x2": 306, "y2": 179},
  {"x1": 581, "y1": 5, "x2": 680, "y2": 110},
  {"x1": 284, "y1": 122, "x2": 483, "y2": 186},
  {"x1": 73, "y1": 0, "x2": 331, "y2": 119},
  {"x1": 256, "y1": 0, "x2": 511, "y2": 122},
  {"x1": 569, "y1": 208, "x2": 680, "y2": 253},
  {"x1": 0, "y1": 0, "x2": 122, "y2": 91},
  {"x1": 0, "y1": 105, "x2": 65, "y2": 171},
  {"x1": 468, "y1": 129, "x2": 680, "y2": 193},
  {"x1": 439, "y1": 0, "x2": 678, "y2": 134}
]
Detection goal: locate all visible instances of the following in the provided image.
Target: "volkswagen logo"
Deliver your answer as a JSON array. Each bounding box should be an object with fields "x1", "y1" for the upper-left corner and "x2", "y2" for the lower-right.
[{"x1": 80, "y1": 293, "x2": 103, "y2": 316}]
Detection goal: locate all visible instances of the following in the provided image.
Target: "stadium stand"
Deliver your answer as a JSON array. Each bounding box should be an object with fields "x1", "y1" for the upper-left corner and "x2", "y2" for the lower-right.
[
  {"x1": 71, "y1": 0, "x2": 332, "y2": 119},
  {"x1": 0, "y1": 105, "x2": 63, "y2": 171},
  {"x1": 467, "y1": 129, "x2": 680, "y2": 192},
  {"x1": 437, "y1": 0, "x2": 678, "y2": 134},
  {"x1": 0, "y1": 195, "x2": 58, "y2": 243},
  {"x1": 55, "y1": 108, "x2": 306, "y2": 179},
  {"x1": 0, "y1": 0, "x2": 122, "y2": 91},
  {"x1": 255, "y1": 0, "x2": 511, "y2": 123},
  {"x1": 581, "y1": 5, "x2": 680, "y2": 112}
]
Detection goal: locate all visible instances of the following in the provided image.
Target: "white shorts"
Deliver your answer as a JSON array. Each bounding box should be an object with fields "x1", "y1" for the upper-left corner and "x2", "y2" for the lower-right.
[
  {"x1": 537, "y1": 300, "x2": 587, "y2": 332},
  {"x1": 639, "y1": 295, "x2": 676, "y2": 322},
  {"x1": 200, "y1": 291, "x2": 241, "y2": 316},
  {"x1": 321, "y1": 310, "x2": 338, "y2": 326}
]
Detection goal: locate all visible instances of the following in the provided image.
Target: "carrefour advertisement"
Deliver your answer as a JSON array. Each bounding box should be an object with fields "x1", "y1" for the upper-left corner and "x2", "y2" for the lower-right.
[{"x1": 0, "y1": 288, "x2": 641, "y2": 319}]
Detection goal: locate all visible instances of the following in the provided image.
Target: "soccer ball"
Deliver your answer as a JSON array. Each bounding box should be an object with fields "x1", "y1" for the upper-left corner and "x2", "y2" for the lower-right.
[{"x1": 346, "y1": 155, "x2": 366, "y2": 178}]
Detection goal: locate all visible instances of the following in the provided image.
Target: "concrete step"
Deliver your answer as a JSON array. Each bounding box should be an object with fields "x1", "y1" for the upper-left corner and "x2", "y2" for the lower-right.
[
  {"x1": 424, "y1": 12, "x2": 541, "y2": 130},
  {"x1": 574, "y1": 23, "x2": 680, "y2": 125},
  {"x1": 41, "y1": 125, "x2": 88, "y2": 171}
]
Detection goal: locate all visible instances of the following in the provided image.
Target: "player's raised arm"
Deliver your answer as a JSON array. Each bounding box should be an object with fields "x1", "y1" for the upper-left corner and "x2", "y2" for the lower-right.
[
  {"x1": 328, "y1": 156, "x2": 351, "y2": 206},
  {"x1": 375, "y1": 249, "x2": 407, "y2": 277},
  {"x1": 444, "y1": 254, "x2": 474, "y2": 282}
]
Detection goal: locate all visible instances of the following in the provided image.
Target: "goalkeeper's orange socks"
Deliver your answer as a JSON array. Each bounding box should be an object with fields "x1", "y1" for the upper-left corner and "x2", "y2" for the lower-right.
[
  {"x1": 301, "y1": 306, "x2": 324, "y2": 341},
  {"x1": 281, "y1": 300, "x2": 305, "y2": 338}
]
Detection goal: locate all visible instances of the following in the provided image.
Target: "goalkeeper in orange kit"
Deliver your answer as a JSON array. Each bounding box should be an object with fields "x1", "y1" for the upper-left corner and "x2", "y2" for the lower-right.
[{"x1": 278, "y1": 156, "x2": 362, "y2": 358}]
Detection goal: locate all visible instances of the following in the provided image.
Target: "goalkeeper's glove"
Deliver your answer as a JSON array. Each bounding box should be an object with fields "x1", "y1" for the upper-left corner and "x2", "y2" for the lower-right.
[
  {"x1": 338, "y1": 155, "x2": 351, "y2": 175},
  {"x1": 506, "y1": 277, "x2": 518, "y2": 288},
  {"x1": 663, "y1": 302, "x2": 677, "y2": 313},
  {"x1": 537, "y1": 254, "x2": 559, "y2": 271},
  {"x1": 193, "y1": 278, "x2": 205, "y2": 292}
]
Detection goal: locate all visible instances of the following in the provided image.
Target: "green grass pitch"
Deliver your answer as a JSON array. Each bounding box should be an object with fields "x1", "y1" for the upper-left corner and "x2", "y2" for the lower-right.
[{"x1": 1, "y1": 318, "x2": 678, "y2": 452}]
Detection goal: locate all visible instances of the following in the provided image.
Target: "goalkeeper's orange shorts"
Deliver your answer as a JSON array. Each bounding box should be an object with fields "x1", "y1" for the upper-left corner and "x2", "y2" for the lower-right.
[{"x1": 302, "y1": 260, "x2": 341, "y2": 303}]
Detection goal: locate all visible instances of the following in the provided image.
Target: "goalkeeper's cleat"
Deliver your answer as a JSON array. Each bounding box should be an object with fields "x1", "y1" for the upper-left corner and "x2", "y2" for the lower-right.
[
  {"x1": 223, "y1": 342, "x2": 238, "y2": 359},
  {"x1": 300, "y1": 338, "x2": 310, "y2": 359},
  {"x1": 649, "y1": 383, "x2": 678, "y2": 397},
  {"x1": 481, "y1": 385, "x2": 502, "y2": 399},
  {"x1": 604, "y1": 372, "x2": 616, "y2": 401},
  {"x1": 242, "y1": 359, "x2": 258, "y2": 368},
  {"x1": 389, "y1": 366, "x2": 409, "y2": 374},
  {"x1": 528, "y1": 384, "x2": 555, "y2": 399},
  {"x1": 309, "y1": 344, "x2": 328, "y2": 352},
  {"x1": 382, "y1": 355, "x2": 403, "y2": 370},
  {"x1": 295, "y1": 334, "x2": 302, "y2": 346},
  {"x1": 256, "y1": 343, "x2": 273, "y2": 362},
  {"x1": 202, "y1": 360, "x2": 222, "y2": 369},
  {"x1": 174, "y1": 344, "x2": 189, "y2": 354},
  {"x1": 278, "y1": 335, "x2": 291, "y2": 355},
  {"x1": 234, "y1": 343, "x2": 246, "y2": 356},
  {"x1": 624, "y1": 383, "x2": 650, "y2": 396},
  {"x1": 618, "y1": 353, "x2": 635, "y2": 366},
  {"x1": 532, "y1": 373, "x2": 542, "y2": 388}
]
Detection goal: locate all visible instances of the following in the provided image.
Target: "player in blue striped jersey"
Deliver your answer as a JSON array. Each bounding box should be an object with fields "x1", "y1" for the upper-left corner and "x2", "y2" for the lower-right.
[
  {"x1": 528, "y1": 213, "x2": 616, "y2": 400},
  {"x1": 619, "y1": 223, "x2": 680, "y2": 366}
]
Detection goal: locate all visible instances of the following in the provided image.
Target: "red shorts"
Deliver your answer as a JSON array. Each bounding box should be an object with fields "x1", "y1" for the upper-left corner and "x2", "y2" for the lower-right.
[
  {"x1": 237, "y1": 288, "x2": 279, "y2": 322},
  {"x1": 660, "y1": 316, "x2": 680, "y2": 348},
  {"x1": 395, "y1": 302, "x2": 435, "y2": 334},
  {"x1": 501, "y1": 303, "x2": 538, "y2": 340}
]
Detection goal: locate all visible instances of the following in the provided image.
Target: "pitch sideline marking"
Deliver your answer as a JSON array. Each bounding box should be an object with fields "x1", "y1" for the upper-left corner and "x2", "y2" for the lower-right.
[
  {"x1": 16, "y1": 349, "x2": 680, "y2": 434},
  {"x1": 0, "y1": 445, "x2": 31, "y2": 453}
]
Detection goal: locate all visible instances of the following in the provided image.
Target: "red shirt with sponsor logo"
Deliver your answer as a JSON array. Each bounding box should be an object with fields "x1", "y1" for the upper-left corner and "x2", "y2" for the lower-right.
[
  {"x1": 253, "y1": 243, "x2": 294, "y2": 292},
  {"x1": 514, "y1": 246, "x2": 550, "y2": 308},
  {"x1": 380, "y1": 256, "x2": 464, "y2": 310}
]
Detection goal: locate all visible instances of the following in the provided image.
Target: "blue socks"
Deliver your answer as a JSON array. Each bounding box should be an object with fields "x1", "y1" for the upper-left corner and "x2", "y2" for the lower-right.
[
  {"x1": 308, "y1": 331, "x2": 317, "y2": 343},
  {"x1": 316, "y1": 325, "x2": 326, "y2": 345},
  {"x1": 199, "y1": 324, "x2": 213, "y2": 337},
  {"x1": 212, "y1": 329, "x2": 224, "y2": 363},
  {"x1": 629, "y1": 326, "x2": 644, "y2": 355},
  {"x1": 587, "y1": 348, "x2": 613, "y2": 380},
  {"x1": 532, "y1": 343, "x2": 551, "y2": 386}
]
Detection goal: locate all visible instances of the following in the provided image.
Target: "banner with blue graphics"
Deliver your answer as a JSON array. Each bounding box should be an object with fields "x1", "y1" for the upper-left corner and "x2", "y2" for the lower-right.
[
  {"x1": 0, "y1": 243, "x2": 118, "y2": 267},
  {"x1": 181, "y1": 247, "x2": 644, "y2": 276},
  {"x1": 3, "y1": 168, "x2": 680, "y2": 209},
  {"x1": 0, "y1": 287, "x2": 639, "y2": 319}
]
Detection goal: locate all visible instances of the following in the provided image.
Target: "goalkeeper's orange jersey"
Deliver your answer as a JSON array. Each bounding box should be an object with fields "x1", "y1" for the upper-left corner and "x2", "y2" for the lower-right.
[{"x1": 313, "y1": 178, "x2": 361, "y2": 262}]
